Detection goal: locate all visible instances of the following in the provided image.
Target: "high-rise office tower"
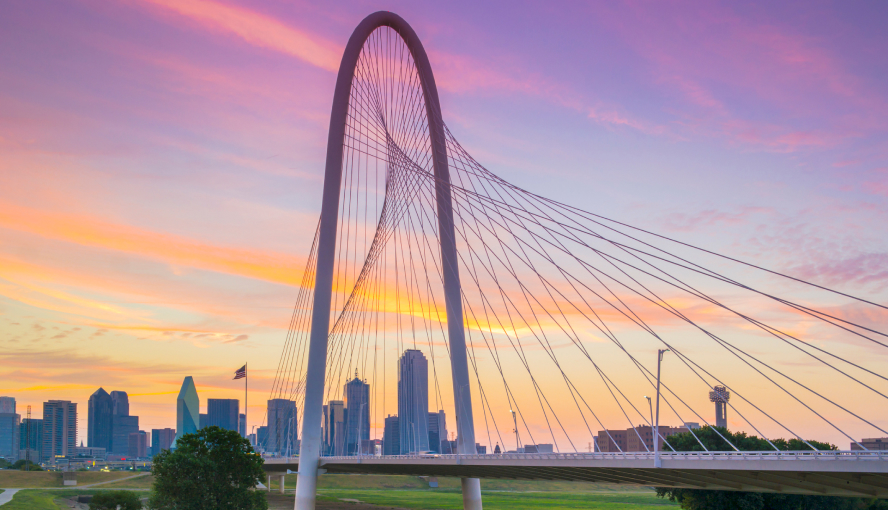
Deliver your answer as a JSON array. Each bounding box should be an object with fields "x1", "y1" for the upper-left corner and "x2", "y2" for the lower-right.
[
  {"x1": 151, "y1": 428, "x2": 175, "y2": 456},
  {"x1": 398, "y1": 349, "x2": 429, "y2": 454},
  {"x1": 175, "y1": 377, "x2": 199, "y2": 447},
  {"x1": 428, "y1": 410, "x2": 447, "y2": 454},
  {"x1": 323, "y1": 400, "x2": 346, "y2": 456},
  {"x1": 266, "y1": 399, "x2": 298, "y2": 456},
  {"x1": 0, "y1": 397, "x2": 14, "y2": 413},
  {"x1": 0, "y1": 396, "x2": 19, "y2": 461},
  {"x1": 42, "y1": 400, "x2": 77, "y2": 460},
  {"x1": 256, "y1": 426, "x2": 268, "y2": 451},
  {"x1": 344, "y1": 373, "x2": 370, "y2": 456},
  {"x1": 128, "y1": 431, "x2": 148, "y2": 458},
  {"x1": 206, "y1": 399, "x2": 239, "y2": 432},
  {"x1": 709, "y1": 386, "x2": 730, "y2": 429},
  {"x1": 88, "y1": 388, "x2": 113, "y2": 450},
  {"x1": 383, "y1": 415, "x2": 400, "y2": 455},
  {"x1": 239, "y1": 413, "x2": 246, "y2": 437},
  {"x1": 19, "y1": 418, "x2": 43, "y2": 462},
  {"x1": 111, "y1": 415, "x2": 138, "y2": 456},
  {"x1": 110, "y1": 391, "x2": 129, "y2": 417},
  {"x1": 109, "y1": 391, "x2": 136, "y2": 456}
]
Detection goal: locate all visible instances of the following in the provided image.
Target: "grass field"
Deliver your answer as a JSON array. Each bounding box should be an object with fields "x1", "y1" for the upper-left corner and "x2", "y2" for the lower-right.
[
  {"x1": 267, "y1": 474, "x2": 654, "y2": 493},
  {"x1": 1, "y1": 490, "x2": 60, "y2": 510},
  {"x1": 0, "y1": 470, "x2": 147, "y2": 488},
  {"x1": 1, "y1": 489, "x2": 102, "y2": 510},
  {"x1": 310, "y1": 490, "x2": 675, "y2": 510},
  {"x1": 1, "y1": 486, "x2": 676, "y2": 510},
  {"x1": 1, "y1": 473, "x2": 675, "y2": 510},
  {"x1": 95, "y1": 473, "x2": 154, "y2": 489}
]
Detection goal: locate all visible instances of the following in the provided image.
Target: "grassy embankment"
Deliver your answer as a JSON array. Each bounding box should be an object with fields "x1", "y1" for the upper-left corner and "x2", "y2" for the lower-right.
[
  {"x1": 298, "y1": 491, "x2": 674, "y2": 510},
  {"x1": 266, "y1": 473, "x2": 656, "y2": 492},
  {"x1": 0, "y1": 470, "x2": 148, "y2": 488},
  {"x1": 1, "y1": 472, "x2": 677, "y2": 510},
  {"x1": 1, "y1": 489, "x2": 102, "y2": 510},
  {"x1": 265, "y1": 474, "x2": 676, "y2": 510}
]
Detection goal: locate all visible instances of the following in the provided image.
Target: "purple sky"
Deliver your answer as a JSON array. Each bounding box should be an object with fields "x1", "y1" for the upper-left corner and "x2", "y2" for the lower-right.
[{"x1": 1, "y1": 0, "x2": 886, "y2": 446}]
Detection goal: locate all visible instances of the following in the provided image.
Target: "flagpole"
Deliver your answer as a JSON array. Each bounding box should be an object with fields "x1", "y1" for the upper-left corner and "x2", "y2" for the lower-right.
[{"x1": 245, "y1": 362, "x2": 248, "y2": 441}]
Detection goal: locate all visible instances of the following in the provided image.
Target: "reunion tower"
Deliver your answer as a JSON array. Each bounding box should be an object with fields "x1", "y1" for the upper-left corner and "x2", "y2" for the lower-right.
[{"x1": 709, "y1": 385, "x2": 730, "y2": 429}]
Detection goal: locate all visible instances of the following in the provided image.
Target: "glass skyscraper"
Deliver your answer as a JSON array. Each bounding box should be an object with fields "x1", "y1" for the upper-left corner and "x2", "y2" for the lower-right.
[
  {"x1": 0, "y1": 397, "x2": 19, "y2": 462},
  {"x1": 206, "y1": 399, "x2": 239, "y2": 432},
  {"x1": 42, "y1": 400, "x2": 77, "y2": 460},
  {"x1": 175, "y1": 376, "x2": 199, "y2": 447},
  {"x1": 19, "y1": 418, "x2": 42, "y2": 462},
  {"x1": 323, "y1": 400, "x2": 345, "y2": 456},
  {"x1": 428, "y1": 410, "x2": 447, "y2": 454},
  {"x1": 344, "y1": 374, "x2": 370, "y2": 456},
  {"x1": 398, "y1": 349, "x2": 429, "y2": 454},
  {"x1": 266, "y1": 399, "x2": 298, "y2": 456},
  {"x1": 151, "y1": 428, "x2": 175, "y2": 456},
  {"x1": 110, "y1": 391, "x2": 129, "y2": 417},
  {"x1": 383, "y1": 415, "x2": 400, "y2": 455},
  {"x1": 88, "y1": 388, "x2": 113, "y2": 450}
]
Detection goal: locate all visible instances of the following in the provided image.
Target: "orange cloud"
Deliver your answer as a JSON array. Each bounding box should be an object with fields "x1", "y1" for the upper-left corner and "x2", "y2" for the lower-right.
[
  {"x1": 139, "y1": 0, "x2": 341, "y2": 71},
  {"x1": 0, "y1": 260, "x2": 147, "y2": 321},
  {"x1": 0, "y1": 201, "x2": 307, "y2": 287}
]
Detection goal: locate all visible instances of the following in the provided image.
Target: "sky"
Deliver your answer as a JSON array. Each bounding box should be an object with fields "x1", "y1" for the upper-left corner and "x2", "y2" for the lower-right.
[{"x1": 1, "y1": 0, "x2": 886, "y2": 448}]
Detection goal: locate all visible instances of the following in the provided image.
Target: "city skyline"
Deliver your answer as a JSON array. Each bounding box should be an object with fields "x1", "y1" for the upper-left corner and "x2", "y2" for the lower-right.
[{"x1": 1, "y1": 1, "x2": 886, "y2": 449}]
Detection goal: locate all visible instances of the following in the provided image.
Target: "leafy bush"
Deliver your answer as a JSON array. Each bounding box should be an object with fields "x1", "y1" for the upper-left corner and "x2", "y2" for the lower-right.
[
  {"x1": 149, "y1": 426, "x2": 267, "y2": 510},
  {"x1": 89, "y1": 490, "x2": 142, "y2": 510},
  {"x1": 10, "y1": 459, "x2": 42, "y2": 471},
  {"x1": 656, "y1": 426, "x2": 874, "y2": 510}
]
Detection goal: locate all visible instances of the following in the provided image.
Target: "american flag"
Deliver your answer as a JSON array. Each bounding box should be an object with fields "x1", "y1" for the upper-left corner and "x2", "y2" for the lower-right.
[{"x1": 233, "y1": 365, "x2": 246, "y2": 380}]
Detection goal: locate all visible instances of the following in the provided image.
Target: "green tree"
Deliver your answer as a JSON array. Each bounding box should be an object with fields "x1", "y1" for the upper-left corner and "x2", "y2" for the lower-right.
[
  {"x1": 149, "y1": 426, "x2": 267, "y2": 510},
  {"x1": 89, "y1": 490, "x2": 143, "y2": 510},
  {"x1": 657, "y1": 426, "x2": 871, "y2": 510},
  {"x1": 662, "y1": 426, "x2": 835, "y2": 453},
  {"x1": 10, "y1": 459, "x2": 42, "y2": 471}
]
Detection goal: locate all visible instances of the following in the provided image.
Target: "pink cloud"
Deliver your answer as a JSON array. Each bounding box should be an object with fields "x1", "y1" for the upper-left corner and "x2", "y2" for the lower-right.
[
  {"x1": 593, "y1": 1, "x2": 884, "y2": 152},
  {"x1": 660, "y1": 207, "x2": 773, "y2": 233},
  {"x1": 787, "y1": 252, "x2": 888, "y2": 290},
  {"x1": 832, "y1": 159, "x2": 861, "y2": 168},
  {"x1": 587, "y1": 106, "x2": 664, "y2": 135},
  {"x1": 862, "y1": 168, "x2": 888, "y2": 197},
  {"x1": 136, "y1": 0, "x2": 341, "y2": 71}
]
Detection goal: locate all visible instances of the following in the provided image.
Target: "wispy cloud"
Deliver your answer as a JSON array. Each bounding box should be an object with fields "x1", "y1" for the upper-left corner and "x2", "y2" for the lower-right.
[
  {"x1": 660, "y1": 207, "x2": 773, "y2": 233},
  {"x1": 137, "y1": 0, "x2": 341, "y2": 71},
  {"x1": 0, "y1": 201, "x2": 308, "y2": 286}
]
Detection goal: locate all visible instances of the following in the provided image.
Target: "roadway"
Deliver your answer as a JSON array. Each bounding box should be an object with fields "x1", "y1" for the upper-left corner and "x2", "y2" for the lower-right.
[{"x1": 263, "y1": 451, "x2": 888, "y2": 498}]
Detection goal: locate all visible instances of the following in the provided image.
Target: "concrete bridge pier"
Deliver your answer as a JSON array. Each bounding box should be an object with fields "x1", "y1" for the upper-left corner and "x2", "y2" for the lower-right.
[{"x1": 280, "y1": 474, "x2": 287, "y2": 494}]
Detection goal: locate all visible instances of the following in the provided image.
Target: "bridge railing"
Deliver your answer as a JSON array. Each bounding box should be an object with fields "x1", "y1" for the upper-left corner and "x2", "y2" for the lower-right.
[{"x1": 263, "y1": 450, "x2": 888, "y2": 462}]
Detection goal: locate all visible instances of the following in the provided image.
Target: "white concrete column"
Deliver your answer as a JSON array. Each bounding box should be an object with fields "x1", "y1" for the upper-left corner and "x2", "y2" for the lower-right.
[
  {"x1": 280, "y1": 474, "x2": 286, "y2": 494},
  {"x1": 461, "y1": 478, "x2": 482, "y2": 510}
]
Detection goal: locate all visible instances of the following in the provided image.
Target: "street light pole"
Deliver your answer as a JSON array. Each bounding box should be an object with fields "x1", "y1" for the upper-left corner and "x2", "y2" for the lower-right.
[
  {"x1": 644, "y1": 396, "x2": 653, "y2": 432},
  {"x1": 655, "y1": 349, "x2": 669, "y2": 468},
  {"x1": 510, "y1": 410, "x2": 519, "y2": 452}
]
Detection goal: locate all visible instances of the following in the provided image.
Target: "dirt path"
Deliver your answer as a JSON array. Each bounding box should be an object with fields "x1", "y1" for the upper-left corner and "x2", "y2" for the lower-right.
[{"x1": 77, "y1": 472, "x2": 150, "y2": 488}]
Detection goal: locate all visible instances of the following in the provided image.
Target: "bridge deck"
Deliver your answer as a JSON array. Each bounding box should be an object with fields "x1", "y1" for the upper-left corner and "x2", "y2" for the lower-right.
[{"x1": 264, "y1": 452, "x2": 888, "y2": 498}]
